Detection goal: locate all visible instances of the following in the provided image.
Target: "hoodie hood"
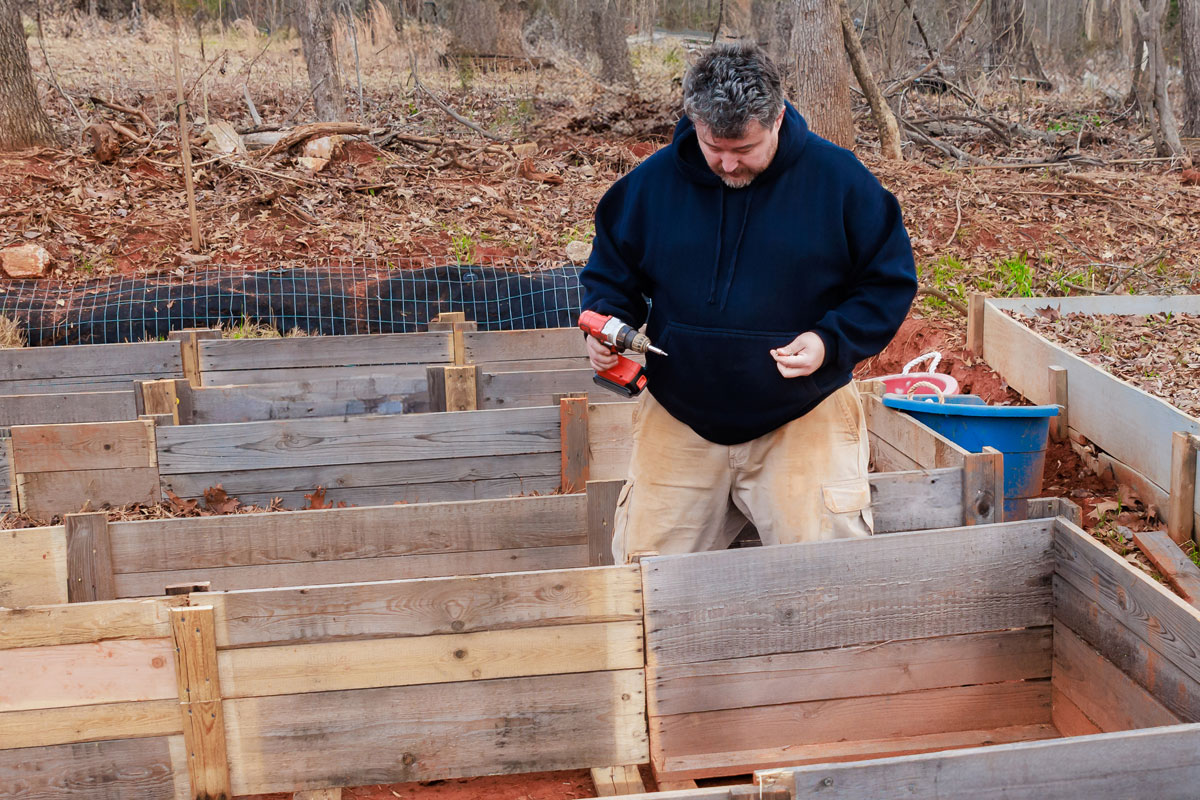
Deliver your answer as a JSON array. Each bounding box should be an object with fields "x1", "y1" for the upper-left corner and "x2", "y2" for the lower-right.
[{"x1": 672, "y1": 101, "x2": 810, "y2": 188}]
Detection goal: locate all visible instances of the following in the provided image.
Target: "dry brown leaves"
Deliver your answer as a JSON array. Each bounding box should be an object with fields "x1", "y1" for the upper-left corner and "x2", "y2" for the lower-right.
[{"x1": 1018, "y1": 310, "x2": 1200, "y2": 416}]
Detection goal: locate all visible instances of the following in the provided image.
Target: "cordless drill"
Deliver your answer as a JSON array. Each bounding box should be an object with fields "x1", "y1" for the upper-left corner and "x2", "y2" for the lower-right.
[{"x1": 578, "y1": 310, "x2": 668, "y2": 397}]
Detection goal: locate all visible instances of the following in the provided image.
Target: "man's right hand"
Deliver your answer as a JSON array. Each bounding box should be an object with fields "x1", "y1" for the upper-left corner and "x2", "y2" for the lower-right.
[{"x1": 586, "y1": 335, "x2": 619, "y2": 372}]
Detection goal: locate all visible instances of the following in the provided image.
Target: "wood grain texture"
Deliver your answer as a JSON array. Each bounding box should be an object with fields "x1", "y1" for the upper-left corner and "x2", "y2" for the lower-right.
[
  {"x1": 170, "y1": 606, "x2": 231, "y2": 800},
  {"x1": 587, "y1": 402, "x2": 635, "y2": 481},
  {"x1": 0, "y1": 437, "x2": 10, "y2": 510},
  {"x1": 1052, "y1": 621, "x2": 1180, "y2": 732},
  {"x1": 0, "y1": 391, "x2": 137, "y2": 429},
  {"x1": 17, "y1": 466, "x2": 161, "y2": 519},
  {"x1": 962, "y1": 447, "x2": 1003, "y2": 524},
  {"x1": 217, "y1": 620, "x2": 644, "y2": 698},
  {"x1": 108, "y1": 495, "x2": 587, "y2": 573},
  {"x1": 648, "y1": 627, "x2": 1051, "y2": 717},
  {"x1": 0, "y1": 597, "x2": 183, "y2": 650},
  {"x1": 643, "y1": 520, "x2": 1054, "y2": 666},
  {"x1": 155, "y1": 406, "x2": 560, "y2": 474},
  {"x1": 222, "y1": 669, "x2": 648, "y2": 796},
  {"x1": 869, "y1": 467, "x2": 963, "y2": 532},
  {"x1": 65, "y1": 513, "x2": 116, "y2": 603},
  {"x1": 1134, "y1": 528, "x2": 1200, "y2": 606},
  {"x1": 0, "y1": 699, "x2": 182, "y2": 750},
  {"x1": 201, "y1": 363, "x2": 428, "y2": 387},
  {"x1": 652, "y1": 680, "x2": 1051, "y2": 763},
  {"x1": 1048, "y1": 365, "x2": 1068, "y2": 441},
  {"x1": 1051, "y1": 686, "x2": 1102, "y2": 737},
  {"x1": 207, "y1": 565, "x2": 642, "y2": 648},
  {"x1": 0, "y1": 525, "x2": 68, "y2": 607},
  {"x1": 481, "y1": 369, "x2": 596, "y2": 409},
  {"x1": 868, "y1": 433, "x2": 921, "y2": 472},
  {"x1": 984, "y1": 298, "x2": 1200, "y2": 533},
  {"x1": 113, "y1": 544, "x2": 589, "y2": 598},
  {"x1": 862, "y1": 393, "x2": 968, "y2": 470},
  {"x1": 763, "y1": 723, "x2": 1200, "y2": 800},
  {"x1": 587, "y1": 479, "x2": 624, "y2": 567},
  {"x1": 591, "y1": 764, "x2": 645, "y2": 795},
  {"x1": 462, "y1": 328, "x2": 586, "y2": 364},
  {"x1": 560, "y1": 397, "x2": 589, "y2": 493},
  {"x1": 188, "y1": 374, "x2": 427, "y2": 423},
  {"x1": 11, "y1": 420, "x2": 155, "y2": 473},
  {"x1": 1053, "y1": 518, "x2": 1200, "y2": 688},
  {"x1": 138, "y1": 381, "x2": 179, "y2": 424},
  {"x1": 197, "y1": 332, "x2": 453, "y2": 372},
  {"x1": 0, "y1": 638, "x2": 176, "y2": 712},
  {"x1": 1169, "y1": 431, "x2": 1199, "y2": 545},
  {"x1": 0, "y1": 341, "x2": 181, "y2": 386},
  {"x1": 0, "y1": 736, "x2": 181, "y2": 800}
]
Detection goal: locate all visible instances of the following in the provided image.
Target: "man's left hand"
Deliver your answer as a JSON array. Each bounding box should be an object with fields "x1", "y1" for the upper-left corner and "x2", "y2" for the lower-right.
[{"x1": 771, "y1": 332, "x2": 825, "y2": 378}]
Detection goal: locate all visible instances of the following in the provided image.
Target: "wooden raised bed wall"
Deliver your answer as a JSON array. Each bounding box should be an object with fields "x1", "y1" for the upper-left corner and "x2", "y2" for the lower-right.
[
  {"x1": 977, "y1": 295, "x2": 1200, "y2": 541},
  {"x1": 647, "y1": 516, "x2": 1200, "y2": 788}
]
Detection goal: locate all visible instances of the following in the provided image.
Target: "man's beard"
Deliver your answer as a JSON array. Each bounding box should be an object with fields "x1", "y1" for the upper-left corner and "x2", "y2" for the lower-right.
[{"x1": 713, "y1": 135, "x2": 780, "y2": 188}]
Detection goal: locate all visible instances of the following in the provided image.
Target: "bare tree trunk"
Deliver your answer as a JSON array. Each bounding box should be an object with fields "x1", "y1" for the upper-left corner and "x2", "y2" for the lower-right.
[
  {"x1": 989, "y1": 0, "x2": 1048, "y2": 85},
  {"x1": 296, "y1": 0, "x2": 346, "y2": 121},
  {"x1": 0, "y1": 0, "x2": 56, "y2": 150},
  {"x1": 1182, "y1": 0, "x2": 1200, "y2": 136},
  {"x1": 765, "y1": 0, "x2": 853, "y2": 149},
  {"x1": 448, "y1": 0, "x2": 525, "y2": 56},
  {"x1": 837, "y1": 0, "x2": 900, "y2": 159},
  {"x1": 1131, "y1": 0, "x2": 1187, "y2": 159},
  {"x1": 593, "y1": 0, "x2": 633, "y2": 83}
]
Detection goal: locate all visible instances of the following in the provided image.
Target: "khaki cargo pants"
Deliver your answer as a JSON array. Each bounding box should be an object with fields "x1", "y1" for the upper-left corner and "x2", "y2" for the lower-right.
[{"x1": 610, "y1": 382, "x2": 873, "y2": 563}]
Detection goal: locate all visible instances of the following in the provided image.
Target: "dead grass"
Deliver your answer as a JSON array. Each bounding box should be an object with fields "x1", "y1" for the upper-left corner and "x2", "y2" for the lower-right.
[{"x1": 0, "y1": 315, "x2": 28, "y2": 348}]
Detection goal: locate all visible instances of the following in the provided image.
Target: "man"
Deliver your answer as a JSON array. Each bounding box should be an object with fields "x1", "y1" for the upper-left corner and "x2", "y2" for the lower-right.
[{"x1": 580, "y1": 42, "x2": 917, "y2": 563}]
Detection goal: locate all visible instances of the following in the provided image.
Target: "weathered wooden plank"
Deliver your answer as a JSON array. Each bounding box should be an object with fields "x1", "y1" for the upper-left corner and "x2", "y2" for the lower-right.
[
  {"x1": 758, "y1": 723, "x2": 1200, "y2": 800},
  {"x1": 0, "y1": 437, "x2": 10, "y2": 510},
  {"x1": 1053, "y1": 518, "x2": 1200, "y2": 687},
  {"x1": 868, "y1": 432, "x2": 921, "y2": 472},
  {"x1": 984, "y1": 298, "x2": 1200, "y2": 531},
  {"x1": 170, "y1": 606, "x2": 231, "y2": 800},
  {"x1": 0, "y1": 341, "x2": 182, "y2": 384},
  {"x1": 0, "y1": 391, "x2": 137, "y2": 429},
  {"x1": 481, "y1": 369, "x2": 597, "y2": 408},
  {"x1": 1133, "y1": 528, "x2": 1200, "y2": 606},
  {"x1": 201, "y1": 363, "x2": 429, "y2": 387},
  {"x1": 967, "y1": 291, "x2": 986, "y2": 355},
  {"x1": 1048, "y1": 365, "x2": 1068, "y2": 441},
  {"x1": 138, "y1": 380, "x2": 180, "y2": 424},
  {"x1": 65, "y1": 513, "x2": 116, "y2": 603},
  {"x1": 0, "y1": 699, "x2": 182, "y2": 750},
  {"x1": 155, "y1": 406, "x2": 560, "y2": 474},
  {"x1": 169, "y1": 329, "x2": 223, "y2": 389},
  {"x1": 1052, "y1": 621, "x2": 1180, "y2": 732},
  {"x1": 17, "y1": 467, "x2": 161, "y2": 519},
  {"x1": 670, "y1": 726, "x2": 1058, "y2": 783},
  {"x1": 588, "y1": 401, "x2": 635, "y2": 481},
  {"x1": 653, "y1": 681, "x2": 1051, "y2": 775},
  {"x1": 1025, "y1": 496, "x2": 1083, "y2": 526},
  {"x1": 462, "y1": 328, "x2": 586, "y2": 364},
  {"x1": 1051, "y1": 686, "x2": 1102, "y2": 737},
  {"x1": 648, "y1": 627, "x2": 1051, "y2": 717},
  {"x1": 1053, "y1": 576, "x2": 1200, "y2": 723},
  {"x1": 560, "y1": 397, "x2": 589, "y2": 493},
  {"x1": 484, "y1": 356, "x2": 596, "y2": 373},
  {"x1": 1169, "y1": 431, "x2": 1199, "y2": 545},
  {"x1": 861, "y1": 393, "x2": 968, "y2": 470},
  {"x1": 644, "y1": 520, "x2": 1055, "y2": 666},
  {"x1": 113, "y1": 544, "x2": 589, "y2": 597},
  {"x1": 11, "y1": 420, "x2": 155, "y2": 473},
  {"x1": 0, "y1": 638, "x2": 177, "y2": 712},
  {"x1": 591, "y1": 764, "x2": 646, "y2": 796},
  {"x1": 0, "y1": 525, "x2": 68, "y2": 607},
  {"x1": 222, "y1": 669, "x2": 648, "y2": 796},
  {"x1": 109, "y1": 495, "x2": 586, "y2": 573},
  {"x1": 188, "y1": 374, "x2": 427, "y2": 423},
  {"x1": 0, "y1": 736, "x2": 181, "y2": 800},
  {"x1": 207, "y1": 565, "x2": 643, "y2": 648},
  {"x1": 0, "y1": 597, "x2": 183, "y2": 650},
  {"x1": 962, "y1": 447, "x2": 1004, "y2": 524},
  {"x1": 869, "y1": 467, "x2": 963, "y2": 532},
  {"x1": 218, "y1": 620, "x2": 644, "y2": 698},
  {"x1": 197, "y1": 331, "x2": 453, "y2": 372},
  {"x1": 587, "y1": 479, "x2": 624, "y2": 567}
]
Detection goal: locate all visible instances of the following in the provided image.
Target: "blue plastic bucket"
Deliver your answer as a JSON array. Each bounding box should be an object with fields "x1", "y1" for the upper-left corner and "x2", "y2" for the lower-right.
[{"x1": 881, "y1": 394, "x2": 1059, "y2": 520}]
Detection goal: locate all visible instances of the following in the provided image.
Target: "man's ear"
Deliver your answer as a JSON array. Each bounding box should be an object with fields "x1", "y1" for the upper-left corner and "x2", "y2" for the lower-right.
[{"x1": 773, "y1": 106, "x2": 785, "y2": 132}]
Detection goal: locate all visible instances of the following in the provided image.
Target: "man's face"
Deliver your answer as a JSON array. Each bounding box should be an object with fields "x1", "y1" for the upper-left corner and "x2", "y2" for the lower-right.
[{"x1": 694, "y1": 108, "x2": 785, "y2": 188}]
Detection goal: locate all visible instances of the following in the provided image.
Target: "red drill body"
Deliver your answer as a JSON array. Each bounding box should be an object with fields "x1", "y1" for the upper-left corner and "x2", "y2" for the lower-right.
[{"x1": 578, "y1": 310, "x2": 667, "y2": 397}]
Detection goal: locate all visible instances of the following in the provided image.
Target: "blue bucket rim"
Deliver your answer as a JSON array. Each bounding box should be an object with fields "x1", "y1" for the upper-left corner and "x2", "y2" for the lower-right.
[{"x1": 882, "y1": 394, "x2": 1059, "y2": 418}]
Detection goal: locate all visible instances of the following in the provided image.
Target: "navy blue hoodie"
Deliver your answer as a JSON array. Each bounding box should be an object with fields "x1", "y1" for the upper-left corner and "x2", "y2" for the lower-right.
[{"x1": 581, "y1": 103, "x2": 917, "y2": 445}]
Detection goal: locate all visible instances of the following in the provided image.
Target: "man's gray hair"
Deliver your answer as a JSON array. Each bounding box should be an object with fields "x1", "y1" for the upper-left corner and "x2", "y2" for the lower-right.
[{"x1": 682, "y1": 43, "x2": 784, "y2": 139}]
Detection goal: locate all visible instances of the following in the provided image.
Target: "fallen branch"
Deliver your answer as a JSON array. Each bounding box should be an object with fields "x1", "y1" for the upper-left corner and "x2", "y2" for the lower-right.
[
  {"x1": 410, "y1": 51, "x2": 507, "y2": 143},
  {"x1": 917, "y1": 286, "x2": 968, "y2": 315},
  {"x1": 258, "y1": 122, "x2": 370, "y2": 158},
  {"x1": 88, "y1": 96, "x2": 155, "y2": 131},
  {"x1": 886, "y1": 0, "x2": 985, "y2": 96}
]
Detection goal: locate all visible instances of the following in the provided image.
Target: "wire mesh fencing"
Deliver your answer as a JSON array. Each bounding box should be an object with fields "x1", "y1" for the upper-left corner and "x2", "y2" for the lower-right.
[{"x1": 0, "y1": 256, "x2": 585, "y2": 346}]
